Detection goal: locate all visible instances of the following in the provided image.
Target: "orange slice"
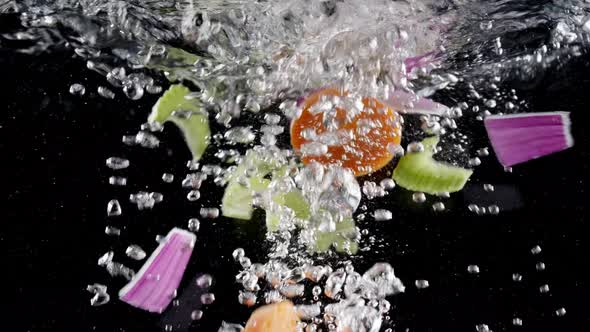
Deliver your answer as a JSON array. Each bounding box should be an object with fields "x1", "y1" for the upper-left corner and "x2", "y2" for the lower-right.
[
  {"x1": 290, "y1": 88, "x2": 402, "y2": 176},
  {"x1": 243, "y1": 301, "x2": 300, "y2": 332}
]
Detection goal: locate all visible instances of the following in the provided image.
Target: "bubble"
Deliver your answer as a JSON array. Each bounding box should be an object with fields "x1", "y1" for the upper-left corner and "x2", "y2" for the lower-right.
[
  {"x1": 191, "y1": 310, "x2": 203, "y2": 320},
  {"x1": 432, "y1": 202, "x2": 445, "y2": 212},
  {"x1": 69, "y1": 83, "x2": 86, "y2": 96},
  {"x1": 467, "y1": 265, "x2": 480, "y2": 274},
  {"x1": 412, "y1": 192, "x2": 426, "y2": 203},
  {"x1": 415, "y1": 279, "x2": 429, "y2": 289}
]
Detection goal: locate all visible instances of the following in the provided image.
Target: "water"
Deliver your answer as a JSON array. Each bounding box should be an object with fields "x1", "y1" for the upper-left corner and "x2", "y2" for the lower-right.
[
  {"x1": 6, "y1": 0, "x2": 588, "y2": 330},
  {"x1": 125, "y1": 245, "x2": 146, "y2": 260}
]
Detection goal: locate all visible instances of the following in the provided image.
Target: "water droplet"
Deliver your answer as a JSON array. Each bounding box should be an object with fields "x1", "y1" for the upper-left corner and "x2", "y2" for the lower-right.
[
  {"x1": 475, "y1": 324, "x2": 490, "y2": 332},
  {"x1": 488, "y1": 205, "x2": 500, "y2": 215},
  {"x1": 108, "y1": 176, "x2": 127, "y2": 186},
  {"x1": 415, "y1": 279, "x2": 430, "y2": 289},
  {"x1": 187, "y1": 190, "x2": 201, "y2": 201},
  {"x1": 69, "y1": 83, "x2": 86, "y2": 96},
  {"x1": 467, "y1": 265, "x2": 480, "y2": 274},
  {"x1": 480, "y1": 20, "x2": 493, "y2": 30},
  {"x1": 196, "y1": 274, "x2": 213, "y2": 288},
  {"x1": 107, "y1": 199, "x2": 122, "y2": 216},
  {"x1": 97, "y1": 251, "x2": 114, "y2": 267},
  {"x1": 134, "y1": 131, "x2": 160, "y2": 148},
  {"x1": 477, "y1": 148, "x2": 489, "y2": 157},
  {"x1": 145, "y1": 84, "x2": 162, "y2": 94},
  {"x1": 432, "y1": 202, "x2": 445, "y2": 212},
  {"x1": 373, "y1": 209, "x2": 392, "y2": 221},
  {"x1": 407, "y1": 142, "x2": 425, "y2": 153},
  {"x1": 539, "y1": 284, "x2": 550, "y2": 293},
  {"x1": 239, "y1": 256, "x2": 252, "y2": 268},
  {"x1": 188, "y1": 218, "x2": 200, "y2": 232},
  {"x1": 97, "y1": 86, "x2": 115, "y2": 99},
  {"x1": 162, "y1": 173, "x2": 174, "y2": 183},
  {"x1": 87, "y1": 284, "x2": 110, "y2": 306},
  {"x1": 312, "y1": 285, "x2": 322, "y2": 296},
  {"x1": 238, "y1": 291, "x2": 257, "y2": 307},
  {"x1": 412, "y1": 192, "x2": 426, "y2": 203},
  {"x1": 232, "y1": 248, "x2": 245, "y2": 261},
  {"x1": 200, "y1": 293, "x2": 215, "y2": 305},
  {"x1": 279, "y1": 284, "x2": 305, "y2": 298},
  {"x1": 125, "y1": 245, "x2": 146, "y2": 260},
  {"x1": 191, "y1": 309, "x2": 203, "y2": 320},
  {"x1": 555, "y1": 307, "x2": 566, "y2": 316},
  {"x1": 105, "y1": 157, "x2": 129, "y2": 170},
  {"x1": 123, "y1": 81, "x2": 144, "y2": 100},
  {"x1": 200, "y1": 207, "x2": 219, "y2": 218},
  {"x1": 483, "y1": 184, "x2": 494, "y2": 192},
  {"x1": 469, "y1": 157, "x2": 482, "y2": 167},
  {"x1": 379, "y1": 178, "x2": 395, "y2": 190},
  {"x1": 105, "y1": 226, "x2": 121, "y2": 236},
  {"x1": 324, "y1": 271, "x2": 346, "y2": 299},
  {"x1": 363, "y1": 181, "x2": 386, "y2": 200}
]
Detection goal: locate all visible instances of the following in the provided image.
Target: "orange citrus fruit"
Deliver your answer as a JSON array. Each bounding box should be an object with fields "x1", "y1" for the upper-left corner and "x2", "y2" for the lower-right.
[{"x1": 290, "y1": 88, "x2": 402, "y2": 176}]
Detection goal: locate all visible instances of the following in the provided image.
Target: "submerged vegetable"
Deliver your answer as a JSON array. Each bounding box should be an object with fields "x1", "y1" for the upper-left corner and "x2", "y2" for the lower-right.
[
  {"x1": 149, "y1": 84, "x2": 210, "y2": 160},
  {"x1": 291, "y1": 88, "x2": 402, "y2": 176},
  {"x1": 393, "y1": 136, "x2": 472, "y2": 194},
  {"x1": 119, "y1": 228, "x2": 196, "y2": 313},
  {"x1": 243, "y1": 301, "x2": 300, "y2": 332},
  {"x1": 484, "y1": 112, "x2": 573, "y2": 167},
  {"x1": 314, "y1": 218, "x2": 359, "y2": 254}
]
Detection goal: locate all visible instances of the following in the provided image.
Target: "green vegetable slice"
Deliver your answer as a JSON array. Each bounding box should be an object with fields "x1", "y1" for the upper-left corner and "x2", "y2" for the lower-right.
[
  {"x1": 221, "y1": 177, "x2": 270, "y2": 220},
  {"x1": 314, "y1": 218, "x2": 359, "y2": 254},
  {"x1": 149, "y1": 84, "x2": 210, "y2": 160},
  {"x1": 393, "y1": 136, "x2": 473, "y2": 194}
]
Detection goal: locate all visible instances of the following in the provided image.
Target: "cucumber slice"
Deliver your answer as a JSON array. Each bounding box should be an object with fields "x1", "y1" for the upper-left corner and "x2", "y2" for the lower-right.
[
  {"x1": 266, "y1": 189, "x2": 311, "y2": 231},
  {"x1": 314, "y1": 218, "x2": 359, "y2": 254},
  {"x1": 146, "y1": 47, "x2": 201, "y2": 84},
  {"x1": 149, "y1": 84, "x2": 210, "y2": 160},
  {"x1": 393, "y1": 136, "x2": 473, "y2": 194},
  {"x1": 222, "y1": 177, "x2": 270, "y2": 220}
]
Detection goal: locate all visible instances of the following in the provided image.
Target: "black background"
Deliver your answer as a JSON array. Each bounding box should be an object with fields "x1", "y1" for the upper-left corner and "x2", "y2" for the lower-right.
[{"x1": 2, "y1": 17, "x2": 590, "y2": 332}]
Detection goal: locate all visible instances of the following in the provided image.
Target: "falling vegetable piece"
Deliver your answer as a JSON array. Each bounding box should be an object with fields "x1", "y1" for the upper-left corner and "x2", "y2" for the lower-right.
[
  {"x1": 290, "y1": 88, "x2": 402, "y2": 176},
  {"x1": 221, "y1": 149, "x2": 286, "y2": 220},
  {"x1": 149, "y1": 84, "x2": 210, "y2": 160},
  {"x1": 119, "y1": 228, "x2": 196, "y2": 313},
  {"x1": 314, "y1": 218, "x2": 359, "y2": 254},
  {"x1": 243, "y1": 301, "x2": 300, "y2": 332},
  {"x1": 484, "y1": 112, "x2": 573, "y2": 167},
  {"x1": 266, "y1": 189, "x2": 311, "y2": 231},
  {"x1": 222, "y1": 177, "x2": 270, "y2": 220},
  {"x1": 393, "y1": 136, "x2": 473, "y2": 194},
  {"x1": 145, "y1": 47, "x2": 201, "y2": 84}
]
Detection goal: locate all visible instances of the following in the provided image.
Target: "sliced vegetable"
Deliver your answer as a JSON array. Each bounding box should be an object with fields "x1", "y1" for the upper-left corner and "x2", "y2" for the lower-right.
[
  {"x1": 314, "y1": 218, "x2": 358, "y2": 254},
  {"x1": 484, "y1": 112, "x2": 573, "y2": 167},
  {"x1": 221, "y1": 149, "x2": 286, "y2": 220},
  {"x1": 393, "y1": 136, "x2": 472, "y2": 194},
  {"x1": 265, "y1": 189, "x2": 311, "y2": 231},
  {"x1": 243, "y1": 301, "x2": 300, "y2": 332},
  {"x1": 222, "y1": 177, "x2": 270, "y2": 220},
  {"x1": 119, "y1": 228, "x2": 196, "y2": 313},
  {"x1": 149, "y1": 84, "x2": 210, "y2": 160},
  {"x1": 290, "y1": 88, "x2": 402, "y2": 176},
  {"x1": 146, "y1": 47, "x2": 201, "y2": 84}
]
